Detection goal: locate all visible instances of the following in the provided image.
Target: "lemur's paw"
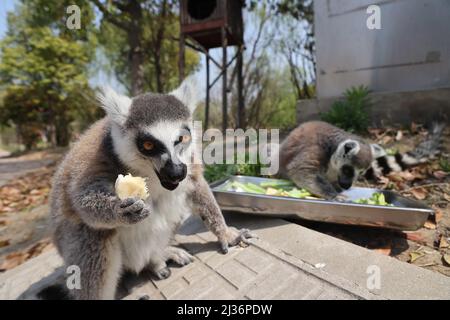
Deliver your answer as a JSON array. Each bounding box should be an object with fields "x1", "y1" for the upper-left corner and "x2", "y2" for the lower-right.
[
  {"x1": 334, "y1": 194, "x2": 349, "y2": 202},
  {"x1": 118, "y1": 197, "x2": 150, "y2": 224},
  {"x1": 154, "y1": 266, "x2": 171, "y2": 280},
  {"x1": 165, "y1": 246, "x2": 194, "y2": 266},
  {"x1": 219, "y1": 227, "x2": 257, "y2": 254}
]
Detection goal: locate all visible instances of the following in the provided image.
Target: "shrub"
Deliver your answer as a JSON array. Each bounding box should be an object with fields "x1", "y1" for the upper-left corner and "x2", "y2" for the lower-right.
[
  {"x1": 203, "y1": 153, "x2": 265, "y2": 183},
  {"x1": 321, "y1": 85, "x2": 371, "y2": 133}
]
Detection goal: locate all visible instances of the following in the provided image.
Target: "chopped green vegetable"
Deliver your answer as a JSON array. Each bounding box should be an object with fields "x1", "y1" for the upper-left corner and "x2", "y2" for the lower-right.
[
  {"x1": 259, "y1": 180, "x2": 295, "y2": 188},
  {"x1": 231, "y1": 182, "x2": 266, "y2": 194},
  {"x1": 229, "y1": 179, "x2": 314, "y2": 199},
  {"x1": 353, "y1": 192, "x2": 393, "y2": 206},
  {"x1": 227, "y1": 179, "x2": 394, "y2": 206}
]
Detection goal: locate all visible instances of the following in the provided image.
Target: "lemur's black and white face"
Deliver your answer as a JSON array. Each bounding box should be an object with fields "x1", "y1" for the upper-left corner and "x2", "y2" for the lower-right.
[
  {"x1": 328, "y1": 139, "x2": 374, "y2": 190},
  {"x1": 98, "y1": 76, "x2": 198, "y2": 191}
]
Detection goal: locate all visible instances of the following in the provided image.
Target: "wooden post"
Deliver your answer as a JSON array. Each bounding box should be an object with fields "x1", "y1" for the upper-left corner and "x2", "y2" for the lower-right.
[
  {"x1": 179, "y1": 33, "x2": 185, "y2": 82},
  {"x1": 221, "y1": 27, "x2": 228, "y2": 133},
  {"x1": 205, "y1": 52, "x2": 210, "y2": 130},
  {"x1": 237, "y1": 45, "x2": 244, "y2": 129}
]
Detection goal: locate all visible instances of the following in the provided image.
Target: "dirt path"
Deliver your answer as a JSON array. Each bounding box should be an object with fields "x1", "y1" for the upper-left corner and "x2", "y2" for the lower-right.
[
  {"x1": 0, "y1": 149, "x2": 63, "y2": 187},
  {"x1": 0, "y1": 149, "x2": 65, "y2": 270}
]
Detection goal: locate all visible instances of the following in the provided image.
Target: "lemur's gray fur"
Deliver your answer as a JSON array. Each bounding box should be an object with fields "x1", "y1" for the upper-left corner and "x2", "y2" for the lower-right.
[
  {"x1": 279, "y1": 121, "x2": 445, "y2": 199},
  {"x1": 279, "y1": 121, "x2": 376, "y2": 199},
  {"x1": 49, "y1": 76, "x2": 253, "y2": 300}
]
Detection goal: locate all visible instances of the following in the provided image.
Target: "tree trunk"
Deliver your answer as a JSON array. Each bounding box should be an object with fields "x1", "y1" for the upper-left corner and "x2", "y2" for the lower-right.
[
  {"x1": 55, "y1": 114, "x2": 70, "y2": 147},
  {"x1": 128, "y1": 0, "x2": 144, "y2": 96},
  {"x1": 152, "y1": 0, "x2": 168, "y2": 93}
]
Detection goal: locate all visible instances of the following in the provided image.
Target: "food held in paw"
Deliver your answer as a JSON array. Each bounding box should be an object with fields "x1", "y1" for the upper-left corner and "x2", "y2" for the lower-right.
[{"x1": 115, "y1": 174, "x2": 149, "y2": 200}]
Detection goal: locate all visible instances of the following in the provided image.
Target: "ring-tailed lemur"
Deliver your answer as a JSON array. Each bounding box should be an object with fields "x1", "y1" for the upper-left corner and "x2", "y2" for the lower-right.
[
  {"x1": 365, "y1": 123, "x2": 445, "y2": 179},
  {"x1": 49, "y1": 76, "x2": 254, "y2": 300},
  {"x1": 278, "y1": 121, "x2": 444, "y2": 200}
]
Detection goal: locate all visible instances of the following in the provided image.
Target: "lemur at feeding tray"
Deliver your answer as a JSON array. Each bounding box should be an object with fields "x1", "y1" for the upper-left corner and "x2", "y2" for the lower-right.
[
  {"x1": 48, "y1": 76, "x2": 254, "y2": 300},
  {"x1": 278, "y1": 121, "x2": 445, "y2": 200}
]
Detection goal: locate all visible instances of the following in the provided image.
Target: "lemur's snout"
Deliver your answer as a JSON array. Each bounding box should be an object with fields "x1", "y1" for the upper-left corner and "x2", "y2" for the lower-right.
[
  {"x1": 156, "y1": 158, "x2": 187, "y2": 190},
  {"x1": 163, "y1": 160, "x2": 187, "y2": 182},
  {"x1": 338, "y1": 179, "x2": 352, "y2": 190}
]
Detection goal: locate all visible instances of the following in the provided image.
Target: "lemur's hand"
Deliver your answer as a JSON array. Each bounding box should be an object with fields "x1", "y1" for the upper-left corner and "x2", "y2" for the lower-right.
[
  {"x1": 218, "y1": 227, "x2": 256, "y2": 254},
  {"x1": 116, "y1": 197, "x2": 150, "y2": 224},
  {"x1": 334, "y1": 194, "x2": 349, "y2": 202}
]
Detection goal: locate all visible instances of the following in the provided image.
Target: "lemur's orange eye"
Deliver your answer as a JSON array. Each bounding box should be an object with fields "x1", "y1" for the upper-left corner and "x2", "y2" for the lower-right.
[{"x1": 143, "y1": 141, "x2": 154, "y2": 151}]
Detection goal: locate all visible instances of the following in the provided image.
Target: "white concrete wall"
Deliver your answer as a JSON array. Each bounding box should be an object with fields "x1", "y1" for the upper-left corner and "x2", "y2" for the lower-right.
[{"x1": 314, "y1": 0, "x2": 450, "y2": 98}]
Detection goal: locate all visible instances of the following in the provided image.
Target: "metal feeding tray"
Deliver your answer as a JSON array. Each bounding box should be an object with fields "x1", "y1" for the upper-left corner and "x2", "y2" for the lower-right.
[{"x1": 210, "y1": 176, "x2": 433, "y2": 231}]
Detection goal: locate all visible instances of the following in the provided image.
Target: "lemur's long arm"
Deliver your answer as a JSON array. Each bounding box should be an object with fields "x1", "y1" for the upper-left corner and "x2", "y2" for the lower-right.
[
  {"x1": 286, "y1": 152, "x2": 340, "y2": 199},
  {"x1": 71, "y1": 175, "x2": 150, "y2": 229},
  {"x1": 290, "y1": 169, "x2": 339, "y2": 199},
  {"x1": 188, "y1": 175, "x2": 254, "y2": 253}
]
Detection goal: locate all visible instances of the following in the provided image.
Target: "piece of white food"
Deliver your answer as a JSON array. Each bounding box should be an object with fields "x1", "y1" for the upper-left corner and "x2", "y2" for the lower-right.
[{"x1": 115, "y1": 174, "x2": 149, "y2": 200}]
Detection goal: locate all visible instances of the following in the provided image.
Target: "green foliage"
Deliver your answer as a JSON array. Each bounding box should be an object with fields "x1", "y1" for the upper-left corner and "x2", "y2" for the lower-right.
[
  {"x1": 258, "y1": 68, "x2": 299, "y2": 129},
  {"x1": 321, "y1": 86, "x2": 371, "y2": 133},
  {"x1": 204, "y1": 163, "x2": 266, "y2": 184},
  {"x1": 440, "y1": 158, "x2": 450, "y2": 173},
  {"x1": 203, "y1": 153, "x2": 265, "y2": 183},
  {"x1": 0, "y1": 3, "x2": 96, "y2": 148},
  {"x1": 203, "y1": 164, "x2": 237, "y2": 184},
  {"x1": 97, "y1": 1, "x2": 200, "y2": 94}
]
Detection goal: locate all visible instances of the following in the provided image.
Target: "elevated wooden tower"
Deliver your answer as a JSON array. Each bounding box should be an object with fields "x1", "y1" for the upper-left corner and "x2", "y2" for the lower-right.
[{"x1": 179, "y1": 0, "x2": 245, "y2": 130}]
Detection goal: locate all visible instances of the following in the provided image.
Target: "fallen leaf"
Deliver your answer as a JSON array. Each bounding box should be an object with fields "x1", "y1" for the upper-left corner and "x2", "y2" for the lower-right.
[
  {"x1": 433, "y1": 207, "x2": 443, "y2": 223},
  {"x1": 439, "y1": 236, "x2": 449, "y2": 249},
  {"x1": 410, "y1": 187, "x2": 428, "y2": 200},
  {"x1": 376, "y1": 176, "x2": 390, "y2": 188},
  {"x1": 368, "y1": 128, "x2": 384, "y2": 139},
  {"x1": 0, "y1": 238, "x2": 53, "y2": 271},
  {"x1": 433, "y1": 171, "x2": 448, "y2": 180},
  {"x1": 424, "y1": 221, "x2": 436, "y2": 230},
  {"x1": 395, "y1": 130, "x2": 403, "y2": 141},
  {"x1": 0, "y1": 239, "x2": 10, "y2": 248},
  {"x1": 443, "y1": 255, "x2": 450, "y2": 266},
  {"x1": 388, "y1": 171, "x2": 418, "y2": 183},
  {"x1": 405, "y1": 232, "x2": 426, "y2": 244},
  {"x1": 0, "y1": 167, "x2": 53, "y2": 214},
  {"x1": 410, "y1": 167, "x2": 427, "y2": 179},
  {"x1": 0, "y1": 252, "x2": 29, "y2": 271},
  {"x1": 409, "y1": 251, "x2": 425, "y2": 263},
  {"x1": 381, "y1": 135, "x2": 393, "y2": 145}
]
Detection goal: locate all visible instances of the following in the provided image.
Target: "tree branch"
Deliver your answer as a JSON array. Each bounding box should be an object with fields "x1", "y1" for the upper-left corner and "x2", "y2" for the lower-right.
[{"x1": 90, "y1": 0, "x2": 130, "y2": 31}]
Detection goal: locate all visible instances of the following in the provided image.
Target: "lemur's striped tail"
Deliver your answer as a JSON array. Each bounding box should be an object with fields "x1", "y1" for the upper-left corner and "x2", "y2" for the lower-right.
[{"x1": 365, "y1": 123, "x2": 445, "y2": 179}]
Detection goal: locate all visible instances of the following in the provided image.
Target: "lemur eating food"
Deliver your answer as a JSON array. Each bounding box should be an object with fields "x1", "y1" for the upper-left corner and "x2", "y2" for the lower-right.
[
  {"x1": 49, "y1": 76, "x2": 254, "y2": 299},
  {"x1": 278, "y1": 121, "x2": 444, "y2": 200}
]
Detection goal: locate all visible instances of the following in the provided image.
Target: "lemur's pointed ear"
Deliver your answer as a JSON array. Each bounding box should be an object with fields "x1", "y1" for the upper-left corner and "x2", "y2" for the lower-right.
[
  {"x1": 97, "y1": 86, "x2": 132, "y2": 126},
  {"x1": 370, "y1": 144, "x2": 386, "y2": 159},
  {"x1": 170, "y1": 75, "x2": 199, "y2": 113}
]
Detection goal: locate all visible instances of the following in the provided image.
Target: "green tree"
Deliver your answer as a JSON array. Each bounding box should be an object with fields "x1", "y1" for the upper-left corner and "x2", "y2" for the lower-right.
[
  {"x1": 92, "y1": 0, "x2": 200, "y2": 95},
  {"x1": 248, "y1": 0, "x2": 315, "y2": 99},
  {"x1": 0, "y1": 3, "x2": 95, "y2": 148}
]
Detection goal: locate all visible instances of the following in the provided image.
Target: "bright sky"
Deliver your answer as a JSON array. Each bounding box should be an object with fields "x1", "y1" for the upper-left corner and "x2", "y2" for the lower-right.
[{"x1": 0, "y1": 0, "x2": 16, "y2": 38}]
